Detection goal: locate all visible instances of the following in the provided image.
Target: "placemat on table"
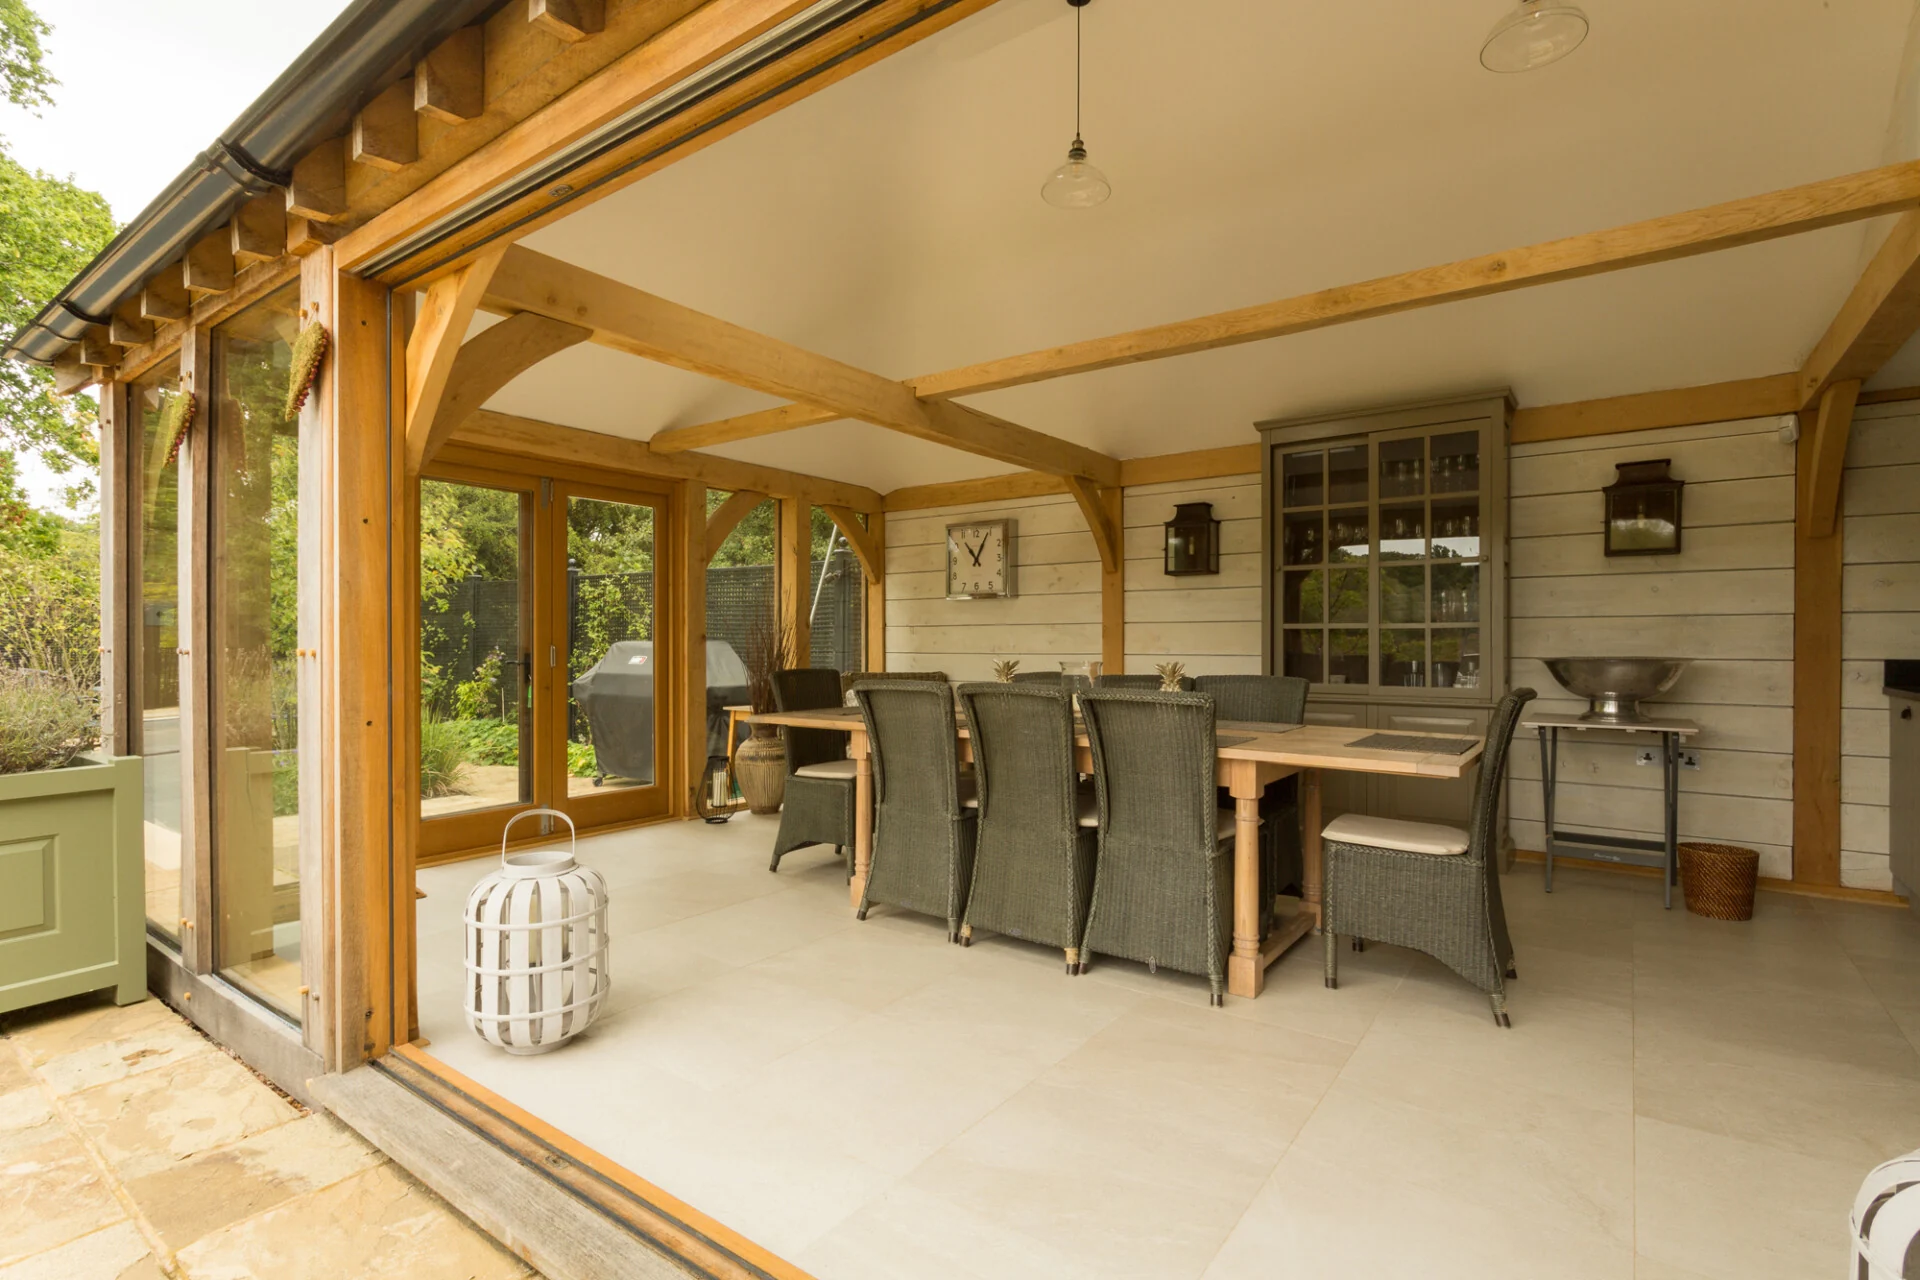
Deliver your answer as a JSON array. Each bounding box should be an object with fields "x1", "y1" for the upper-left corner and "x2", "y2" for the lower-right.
[
  {"x1": 1348, "y1": 732, "x2": 1478, "y2": 755},
  {"x1": 1215, "y1": 734, "x2": 1253, "y2": 748}
]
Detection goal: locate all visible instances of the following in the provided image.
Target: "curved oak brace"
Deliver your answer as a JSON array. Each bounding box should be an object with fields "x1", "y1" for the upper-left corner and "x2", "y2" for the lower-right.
[
  {"x1": 405, "y1": 246, "x2": 504, "y2": 473},
  {"x1": 704, "y1": 488, "x2": 765, "y2": 561},
  {"x1": 1065, "y1": 475, "x2": 1121, "y2": 575},
  {"x1": 416, "y1": 312, "x2": 590, "y2": 470},
  {"x1": 822, "y1": 506, "x2": 882, "y2": 584},
  {"x1": 1801, "y1": 379, "x2": 1860, "y2": 539}
]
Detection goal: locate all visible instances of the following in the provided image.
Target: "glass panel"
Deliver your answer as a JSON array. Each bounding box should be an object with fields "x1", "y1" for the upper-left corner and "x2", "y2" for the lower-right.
[
  {"x1": 1328, "y1": 628, "x2": 1369, "y2": 687},
  {"x1": 1379, "y1": 437, "x2": 1424, "y2": 499},
  {"x1": 210, "y1": 282, "x2": 303, "y2": 1022},
  {"x1": 133, "y1": 365, "x2": 183, "y2": 944},
  {"x1": 708, "y1": 491, "x2": 777, "y2": 747},
  {"x1": 1282, "y1": 629, "x2": 1323, "y2": 683},
  {"x1": 567, "y1": 496, "x2": 658, "y2": 795},
  {"x1": 1432, "y1": 628, "x2": 1480, "y2": 689},
  {"x1": 420, "y1": 480, "x2": 531, "y2": 821},
  {"x1": 810, "y1": 506, "x2": 863, "y2": 672},
  {"x1": 1431, "y1": 430, "x2": 1480, "y2": 494},
  {"x1": 1328, "y1": 508, "x2": 1369, "y2": 563},
  {"x1": 1383, "y1": 565, "x2": 1426, "y2": 624},
  {"x1": 1431, "y1": 498, "x2": 1480, "y2": 559},
  {"x1": 1380, "y1": 503, "x2": 1426, "y2": 560},
  {"x1": 1607, "y1": 489, "x2": 1680, "y2": 553},
  {"x1": 1328, "y1": 445, "x2": 1368, "y2": 505},
  {"x1": 1282, "y1": 569, "x2": 1323, "y2": 624},
  {"x1": 1383, "y1": 629, "x2": 1428, "y2": 688},
  {"x1": 1328, "y1": 568, "x2": 1369, "y2": 624},
  {"x1": 1432, "y1": 562, "x2": 1480, "y2": 623},
  {"x1": 1282, "y1": 511, "x2": 1323, "y2": 565},
  {"x1": 1281, "y1": 449, "x2": 1323, "y2": 509}
]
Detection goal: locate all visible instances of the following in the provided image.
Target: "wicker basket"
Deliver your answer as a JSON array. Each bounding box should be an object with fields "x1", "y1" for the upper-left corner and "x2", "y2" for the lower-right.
[{"x1": 1678, "y1": 842, "x2": 1759, "y2": 921}]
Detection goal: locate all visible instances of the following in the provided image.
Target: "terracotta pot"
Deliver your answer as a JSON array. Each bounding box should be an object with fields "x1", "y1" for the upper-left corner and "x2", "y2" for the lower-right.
[{"x1": 733, "y1": 726, "x2": 787, "y2": 815}]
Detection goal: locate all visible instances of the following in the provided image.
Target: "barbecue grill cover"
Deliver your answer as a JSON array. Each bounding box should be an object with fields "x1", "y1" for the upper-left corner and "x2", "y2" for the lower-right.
[
  {"x1": 705, "y1": 640, "x2": 750, "y2": 759},
  {"x1": 572, "y1": 640, "x2": 656, "y2": 781}
]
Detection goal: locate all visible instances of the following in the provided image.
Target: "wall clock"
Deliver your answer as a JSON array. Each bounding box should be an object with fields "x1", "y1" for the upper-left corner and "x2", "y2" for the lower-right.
[{"x1": 946, "y1": 519, "x2": 1014, "y2": 599}]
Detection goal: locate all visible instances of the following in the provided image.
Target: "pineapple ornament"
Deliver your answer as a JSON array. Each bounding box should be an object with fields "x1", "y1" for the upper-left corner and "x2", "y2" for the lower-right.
[
  {"x1": 1156, "y1": 661, "x2": 1187, "y2": 692},
  {"x1": 993, "y1": 658, "x2": 1020, "y2": 683}
]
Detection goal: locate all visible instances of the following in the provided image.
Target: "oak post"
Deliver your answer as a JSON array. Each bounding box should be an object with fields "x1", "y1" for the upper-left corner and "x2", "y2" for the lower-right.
[
  {"x1": 97, "y1": 381, "x2": 132, "y2": 756},
  {"x1": 780, "y1": 496, "x2": 810, "y2": 665},
  {"x1": 1792, "y1": 407, "x2": 1844, "y2": 886},
  {"x1": 176, "y1": 325, "x2": 214, "y2": 973}
]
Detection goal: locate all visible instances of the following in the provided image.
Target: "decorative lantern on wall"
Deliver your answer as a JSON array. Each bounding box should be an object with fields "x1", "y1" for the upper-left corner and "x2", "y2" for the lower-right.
[
  {"x1": 1163, "y1": 502, "x2": 1221, "y2": 575},
  {"x1": 1602, "y1": 459, "x2": 1685, "y2": 557},
  {"x1": 464, "y1": 809, "x2": 609, "y2": 1055}
]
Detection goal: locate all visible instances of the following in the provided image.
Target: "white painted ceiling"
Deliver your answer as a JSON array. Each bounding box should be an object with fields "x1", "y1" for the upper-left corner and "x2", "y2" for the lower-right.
[{"x1": 481, "y1": 0, "x2": 1917, "y2": 491}]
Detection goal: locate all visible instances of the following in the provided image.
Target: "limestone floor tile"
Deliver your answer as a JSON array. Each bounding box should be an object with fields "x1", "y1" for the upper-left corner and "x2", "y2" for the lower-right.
[
  {"x1": 0, "y1": 1123, "x2": 127, "y2": 1267},
  {"x1": 60, "y1": 1046, "x2": 299, "y2": 1181},
  {"x1": 1634, "y1": 1116, "x2": 1861, "y2": 1280},
  {"x1": 744, "y1": 917, "x2": 969, "y2": 1013},
  {"x1": 1203, "y1": 1148, "x2": 1632, "y2": 1280},
  {"x1": 1632, "y1": 1258, "x2": 1717, "y2": 1280},
  {"x1": 34, "y1": 1019, "x2": 217, "y2": 1097},
  {"x1": 1211, "y1": 935, "x2": 1413, "y2": 1044},
  {"x1": 1633, "y1": 980, "x2": 1919, "y2": 1083},
  {"x1": 1, "y1": 997, "x2": 177, "y2": 1068},
  {"x1": 0, "y1": 1220, "x2": 153, "y2": 1280},
  {"x1": 118, "y1": 1112, "x2": 385, "y2": 1251},
  {"x1": 878, "y1": 945, "x2": 1140, "y2": 1070},
  {"x1": 0, "y1": 1083, "x2": 53, "y2": 1136},
  {"x1": 1811, "y1": 898, "x2": 1920, "y2": 962},
  {"x1": 1283, "y1": 1039, "x2": 1635, "y2": 1252},
  {"x1": 797, "y1": 1180, "x2": 1098, "y2": 1280},
  {"x1": 900, "y1": 1075, "x2": 1287, "y2": 1280},
  {"x1": 639, "y1": 886, "x2": 857, "y2": 969},
  {"x1": 0, "y1": 1042, "x2": 31, "y2": 1094},
  {"x1": 174, "y1": 1161, "x2": 530, "y2": 1280},
  {"x1": 602, "y1": 965, "x2": 870, "y2": 1092}
]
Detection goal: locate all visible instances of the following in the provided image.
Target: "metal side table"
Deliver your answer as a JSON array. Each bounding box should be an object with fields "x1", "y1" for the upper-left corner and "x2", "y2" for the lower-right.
[{"x1": 1521, "y1": 713, "x2": 1701, "y2": 909}]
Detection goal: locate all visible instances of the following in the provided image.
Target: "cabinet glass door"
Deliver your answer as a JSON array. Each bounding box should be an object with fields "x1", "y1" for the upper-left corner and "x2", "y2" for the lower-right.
[{"x1": 1273, "y1": 424, "x2": 1485, "y2": 694}]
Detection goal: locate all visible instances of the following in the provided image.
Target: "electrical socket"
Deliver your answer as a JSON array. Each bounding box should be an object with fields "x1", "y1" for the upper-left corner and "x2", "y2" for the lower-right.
[{"x1": 1636, "y1": 749, "x2": 1701, "y2": 769}]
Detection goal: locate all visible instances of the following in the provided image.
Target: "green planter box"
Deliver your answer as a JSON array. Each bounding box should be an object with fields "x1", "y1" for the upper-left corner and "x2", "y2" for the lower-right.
[{"x1": 0, "y1": 754, "x2": 145, "y2": 1015}]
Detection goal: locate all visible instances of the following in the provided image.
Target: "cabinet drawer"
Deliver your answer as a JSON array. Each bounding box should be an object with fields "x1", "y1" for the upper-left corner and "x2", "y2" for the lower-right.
[
  {"x1": 1305, "y1": 706, "x2": 1365, "y2": 730},
  {"x1": 1374, "y1": 704, "x2": 1489, "y2": 736}
]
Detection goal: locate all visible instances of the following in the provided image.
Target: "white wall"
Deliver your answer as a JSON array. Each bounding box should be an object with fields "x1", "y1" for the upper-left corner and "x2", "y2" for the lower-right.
[
  {"x1": 1504, "y1": 417, "x2": 1799, "y2": 879},
  {"x1": 1840, "y1": 402, "x2": 1920, "y2": 892},
  {"x1": 884, "y1": 491, "x2": 1101, "y2": 681},
  {"x1": 1123, "y1": 475, "x2": 1263, "y2": 677}
]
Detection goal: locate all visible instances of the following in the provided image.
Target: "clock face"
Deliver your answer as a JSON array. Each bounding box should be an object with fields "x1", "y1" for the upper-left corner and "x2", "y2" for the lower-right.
[{"x1": 947, "y1": 521, "x2": 1010, "y2": 598}]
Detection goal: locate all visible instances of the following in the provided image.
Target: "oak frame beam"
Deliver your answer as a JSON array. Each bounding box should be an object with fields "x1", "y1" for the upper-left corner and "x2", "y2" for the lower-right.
[
  {"x1": 704, "y1": 488, "x2": 765, "y2": 560},
  {"x1": 449, "y1": 408, "x2": 882, "y2": 511},
  {"x1": 484, "y1": 245, "x2": 1119, "y2": 484},
  {"x1": 404, "y1": 247, "x2": 504, "y2": 473},
  {"x1": 1800, "y1": 379, "x2": 1860, "y2": 539},
  {"x1": 906, "y1": 160, "x2": 1920, "y2": 400},
  {"x1": 822, "y1": 506, "x2": 881, "y2": 584},
  {"x1": 649, "y1": 401, "x2": 837, "y2": 454},
  {"x1": 1798, "y1": 209, "x2": 1920, "y2": 407}
]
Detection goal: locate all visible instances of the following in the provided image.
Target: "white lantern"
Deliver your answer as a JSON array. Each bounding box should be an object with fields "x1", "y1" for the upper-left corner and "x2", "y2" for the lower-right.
[{"x1": 463, "y1": 810, "x2": 609, "y2": 1054}]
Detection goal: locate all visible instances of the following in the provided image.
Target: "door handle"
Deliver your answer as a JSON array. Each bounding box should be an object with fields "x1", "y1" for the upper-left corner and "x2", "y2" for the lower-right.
[{"x1": 1904, "y1": 706, "x2": 1913, "y2": 721}]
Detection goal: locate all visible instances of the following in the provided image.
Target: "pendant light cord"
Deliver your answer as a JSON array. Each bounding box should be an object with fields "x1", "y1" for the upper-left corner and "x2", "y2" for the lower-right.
[{"x1": 1074, "y1": 2, "x2": 1083, "y2": 140}]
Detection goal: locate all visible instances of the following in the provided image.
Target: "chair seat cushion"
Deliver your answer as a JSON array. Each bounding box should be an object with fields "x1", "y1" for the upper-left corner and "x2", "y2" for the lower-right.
[
  {"x1": 1322, "y1": 813, "x2": 1469, "y2": 856},
  {"x1": 794, "y1": 758, "x2": 857, "y2": 780}
]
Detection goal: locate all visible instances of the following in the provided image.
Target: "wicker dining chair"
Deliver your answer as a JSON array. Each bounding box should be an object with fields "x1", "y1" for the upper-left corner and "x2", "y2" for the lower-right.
[
  {"x1": 1095, "y1": 673, "x2": 1195, "y2": 691},
  {"x1": 1196, "y1": 674, "x2": 1309, "y2": 914},
  {"x1": 955, "y1": 682, "x2": 1097, "y2": 972},
  {"x1": 840, "y1": 669, "x2": 948, "y2": 701},
  {"x1": 1322, "y1": 687, "x2": 1535, "y2": 1026},
  {"x1": 768, "y1": 668, "x2": 855, "y2": 875},
  {"x1": 1078, "y1": 688, "x2": 1238, "y2": 1006},
  {"x1": 852, "y1": 679, "x2": 978, "y2": 941}
]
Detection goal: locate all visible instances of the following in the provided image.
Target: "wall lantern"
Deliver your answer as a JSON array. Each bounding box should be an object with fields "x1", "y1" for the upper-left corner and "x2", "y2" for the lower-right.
[
  {"x1": 1163, "y1": 502, "x2": 1221, "y2": 575},
  {"x1": 1602, "y1": 459, "x2": 1685, "y2": 556}
]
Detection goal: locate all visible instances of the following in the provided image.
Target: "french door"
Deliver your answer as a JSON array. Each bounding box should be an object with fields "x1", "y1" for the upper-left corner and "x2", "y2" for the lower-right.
[{"x1": 417, "y1": 466, "x2": 674, "y2": 861}]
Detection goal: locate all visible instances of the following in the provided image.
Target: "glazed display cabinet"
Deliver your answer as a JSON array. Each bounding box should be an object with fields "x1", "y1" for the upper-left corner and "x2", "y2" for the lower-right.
[{"x1": 1259, "y1": 392, "x2": 1512, "y2": 830}]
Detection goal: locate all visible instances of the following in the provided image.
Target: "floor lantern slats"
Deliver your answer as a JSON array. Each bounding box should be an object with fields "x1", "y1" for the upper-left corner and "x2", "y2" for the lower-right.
[{"x1": 462, "y1": 810, "x2": 609, "y2": 1054}]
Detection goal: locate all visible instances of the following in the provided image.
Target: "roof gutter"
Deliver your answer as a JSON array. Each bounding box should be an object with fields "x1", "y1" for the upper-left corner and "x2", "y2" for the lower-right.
[{"x1": 4, "y1": 0, "x2": 499, "y2": 367}]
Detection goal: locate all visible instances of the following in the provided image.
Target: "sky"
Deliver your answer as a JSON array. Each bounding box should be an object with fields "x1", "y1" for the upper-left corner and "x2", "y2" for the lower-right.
[{"x1": 4, "y1": 0, "x2": 355, "y2": 511}]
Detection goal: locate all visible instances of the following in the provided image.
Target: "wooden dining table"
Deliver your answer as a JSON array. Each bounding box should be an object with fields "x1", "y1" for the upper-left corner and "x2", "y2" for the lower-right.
[{"x1": 746, "y1": 706, "x2": 1485, "y2": 1000}]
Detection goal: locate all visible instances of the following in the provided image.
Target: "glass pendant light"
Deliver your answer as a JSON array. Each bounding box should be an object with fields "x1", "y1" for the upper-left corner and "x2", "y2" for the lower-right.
[
  {"x1": 1042, "y1": 0, "x2": 1110, "y2": 208},
  {"x1": 1480, "y1": 0, "x2": 1589, "y2": 73}
]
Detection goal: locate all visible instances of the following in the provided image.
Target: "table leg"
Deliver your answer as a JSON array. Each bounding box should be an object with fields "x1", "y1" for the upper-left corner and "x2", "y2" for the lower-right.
[
  {"x1": 1226, "y1": 777, "x2": 1263, "y2": 1000},
  {"x1": 1300, "y1": 768, "x2": 1323, "y2": 931},
  {"x1": 1663, "y1": 731, "x2": 1679, "y2": 910},
  {"x1": 1541, "y1": 726, "x2": 1558, "y2": 893},
  {"x1": 850, "y1": 737, "x2": 873, "y2": 909}
]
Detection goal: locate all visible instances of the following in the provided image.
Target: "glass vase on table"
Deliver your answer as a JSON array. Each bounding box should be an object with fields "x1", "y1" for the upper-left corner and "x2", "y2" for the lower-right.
[{"x1": 1060, "y1": 660, "x2": 1102, "y2": 708}]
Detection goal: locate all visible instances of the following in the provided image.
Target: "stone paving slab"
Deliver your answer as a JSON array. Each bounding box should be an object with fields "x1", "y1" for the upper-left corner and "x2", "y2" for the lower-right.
[{"x1": 0, "y1": 992, "x2": 537, "y2": 1280}]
